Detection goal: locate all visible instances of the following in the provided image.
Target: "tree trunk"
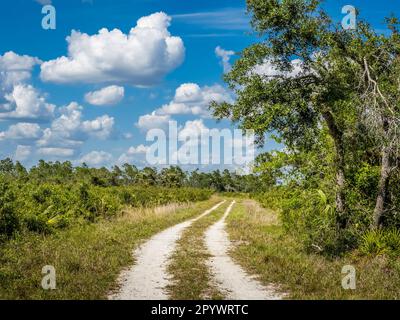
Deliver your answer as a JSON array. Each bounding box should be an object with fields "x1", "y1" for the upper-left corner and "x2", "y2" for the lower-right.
[
  {"x1": 373, "y1": 115, "x2": 393, "y2": 229},
  {"x1": 373, "y1": 146, "x2": 391, "y2": 228},
  {"x1": 322, "y1": 111, "x2": 347, "y2": 226},
  {"x1": 335, "y1": 162, "x2": 346, "y2": 214}
]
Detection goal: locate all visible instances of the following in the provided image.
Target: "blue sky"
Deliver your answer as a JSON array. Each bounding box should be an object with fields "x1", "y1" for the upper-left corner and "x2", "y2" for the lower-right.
[{"x1": 0, "y1": 0, "x2": 399, "y2": 169}]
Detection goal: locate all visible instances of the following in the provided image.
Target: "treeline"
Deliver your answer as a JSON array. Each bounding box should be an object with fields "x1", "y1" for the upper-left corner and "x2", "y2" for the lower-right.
[
  {"x1": 0, "y1": 157, "x2": 268, "y2": 242},
  {"x1": 0, "y1": 158, "x2": 266, "y2": 192}
]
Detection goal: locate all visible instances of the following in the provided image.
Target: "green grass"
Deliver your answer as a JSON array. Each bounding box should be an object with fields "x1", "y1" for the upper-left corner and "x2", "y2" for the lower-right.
[
  {"x1": 167, "y1": 200, "x2": 229, "y2": 300},
  {"x1": 0, "y1": 197, "x2": 221, "y2": 300},
  {"x1": 226, "y1": 199, "x2": 400, "y2": 299}
]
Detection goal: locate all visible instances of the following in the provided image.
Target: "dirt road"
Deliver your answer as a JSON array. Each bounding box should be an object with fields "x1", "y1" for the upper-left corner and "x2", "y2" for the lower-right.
[{"x1": 109, "y1": 201, "x2": 226, "y2": 300}]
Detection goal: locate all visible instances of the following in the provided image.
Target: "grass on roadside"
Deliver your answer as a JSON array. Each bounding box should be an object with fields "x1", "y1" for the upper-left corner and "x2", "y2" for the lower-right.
[
  {"x1": 0, "y1": 197, "x2": 221, "y2": 300},
  {"x1": 167, "y1": 200, "x2": 229, "y2": 300},
  {"x1": 226, "y1": 199, "x2": 400, "y2": 299}
]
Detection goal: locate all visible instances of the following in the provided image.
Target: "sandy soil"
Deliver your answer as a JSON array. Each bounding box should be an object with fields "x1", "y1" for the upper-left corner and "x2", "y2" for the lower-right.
[
  {"x1": 109, "y1": 201, "x2": 226, "y2": 300},
  {"x1": 205, "y1": 200, "x2": 284, "y2": 300}
]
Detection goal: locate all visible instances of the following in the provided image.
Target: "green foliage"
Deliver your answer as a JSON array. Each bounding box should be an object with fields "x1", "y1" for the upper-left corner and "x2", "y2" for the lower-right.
[
  {"x1": 0, "y1": 161, "x2": 213, "y2": 242},
  {"x1": 0, "y1": 180, "x2": 19, "y2": 242},
  {"x1": 255, "y1": 186, "x2": 358, "y2": 256},
  {"x1": 360, "y1": 229, "x2": 400, "y2": 257}
]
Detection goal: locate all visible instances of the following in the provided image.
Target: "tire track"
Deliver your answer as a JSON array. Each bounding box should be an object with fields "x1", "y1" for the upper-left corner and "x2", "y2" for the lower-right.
[{"x1": 205, "y1": 200, "x2": 283, "y2": 300}]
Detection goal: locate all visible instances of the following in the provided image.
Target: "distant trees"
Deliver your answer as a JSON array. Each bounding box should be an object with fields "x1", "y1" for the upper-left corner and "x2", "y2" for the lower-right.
[
  {"x1": 0, "y1": 158, "x2": 14, "y2": 175},
  {"x1": 0, "y1": 178, "x2": 18, "y2": 242},
  {"x1": 0, "y1": 158, "x2": 268, "y2": 193},
  {"x1": 159, "y1": 166, "x2": 186, "y2": 188},
  {"x1": 122, "y1": 163, "x2": 139, "y2": 184}
]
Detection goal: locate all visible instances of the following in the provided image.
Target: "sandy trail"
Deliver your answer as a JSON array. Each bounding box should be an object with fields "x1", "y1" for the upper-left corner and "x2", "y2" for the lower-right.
[
  {"x1": 109, "y1": 200, "x2": 226, "y2": 300},
  {"x1": 205, "y1": 200, "x2": 283, "y2": 300}
]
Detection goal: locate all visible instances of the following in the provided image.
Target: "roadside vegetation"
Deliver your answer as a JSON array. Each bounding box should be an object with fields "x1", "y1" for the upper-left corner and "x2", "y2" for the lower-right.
[
  {"x1": 0, "y1": 197, "x2": 221, "y2": 299},
  {"x1": 227, "y1": 200, "x2": 400, "y2": 299},
  {"x1": 0, "y1": 159, "x2": 217, "y2": 243}
]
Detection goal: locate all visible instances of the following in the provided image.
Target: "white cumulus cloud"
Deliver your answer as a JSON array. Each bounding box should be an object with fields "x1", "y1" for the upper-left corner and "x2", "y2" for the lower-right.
[
  {"x1": 127, "y1": 144, "x2": 149, "y2": 155},
  {"x1": 178, "y1": 119, "x2": 209, "y2": 139},
  {"x1": 117, "y1": 144, "x2": 149, "y2": 165},
  {"x1": 136, "y1": 83, "x2": 233, "y2": 130},
  {"x1": 37, "y1": 102, "x2": 115, "y2": 149},
  {"x1": 84, "y1": 85, "x2": 125, "y2": 106},
  {"x1": 0, "y1": 52, "x2": 53, "y2": 121},
  {"x1": 78, "y1": 151, "x2": 113, "y2": 167},
  {"x1": 82, "y1": 115, "x2": 115, "y2": 139},
  {"x1": 137, "y1": 111, "x2": 171, "y2": 131},
  {"x1": 0, "y1": 51, "x2": 41, "y2": 90},
  {"x1": 0, "y1": 123, "x2": 42, "y2": 140},
  {"x1": 40, "y1": 12, "x2": 185, "y2": 86},
  {"x1": 0, "y1": 84, "x2": 55, "y2": 120},
  {"x1": 156, "y1": 83, "x2": 232, "y2": 118}
]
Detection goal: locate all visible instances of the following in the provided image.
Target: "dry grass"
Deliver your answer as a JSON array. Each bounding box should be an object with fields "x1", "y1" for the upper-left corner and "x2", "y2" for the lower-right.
[
  {"x1": 120, "y1": 203, "x2": 190, "y2": 222},
  {"x1": 242, "y1": 199, "x2": 279, "y2": 226},
  {"x1": 153, "y1": 203, "x2": 190, "y2": 216}
]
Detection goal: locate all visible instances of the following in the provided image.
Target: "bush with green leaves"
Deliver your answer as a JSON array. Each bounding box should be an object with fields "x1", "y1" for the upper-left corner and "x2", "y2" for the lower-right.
[
  {"x1": 360, "y1": 229, "x2": 400, "y2": 257},
  {"x1": 0, "y1": 177, "x2": 212, "y2": 241},
  {"x1": 0, "y1": 180, "x2": 19, "y2": 242}
]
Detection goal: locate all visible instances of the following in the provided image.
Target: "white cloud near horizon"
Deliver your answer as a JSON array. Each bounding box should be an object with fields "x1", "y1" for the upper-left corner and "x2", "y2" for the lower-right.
[
  {"x1": 78, "y1": 150, "x2": 113, "y2": 167},
  {"x1": 37, "y1": 147, "x2": 76, "y2": 158},
  {"x1": 136, "y1": 112, "x2": 171, "y2": 131},
  {"x1": 159, "y1": 83, "x2": 232, "y2": 117},
  {"x1": 117, "y1": 144, "x2": 149, "y2": 165},
  {"x1": 15, "y1": 145, "x2": 32, "y2": 161}
]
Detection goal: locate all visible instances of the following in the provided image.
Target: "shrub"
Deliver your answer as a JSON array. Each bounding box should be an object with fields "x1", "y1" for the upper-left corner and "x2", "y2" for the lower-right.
[
  {"x1": 360, "y1": 228, "x2": 400, "y2": 257},
  {"x1": 383, "y1": 229, "x2": 400, "y2": 256},
  {"x1": 255, "y1": 187, "x2": 361, "y2": 256},
  {"x1": 0, "y1": 179, "x2": 213, "y2": 238},
  {"x1": 0, "y1": 180, "x2": 20, "y2": 241}
]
